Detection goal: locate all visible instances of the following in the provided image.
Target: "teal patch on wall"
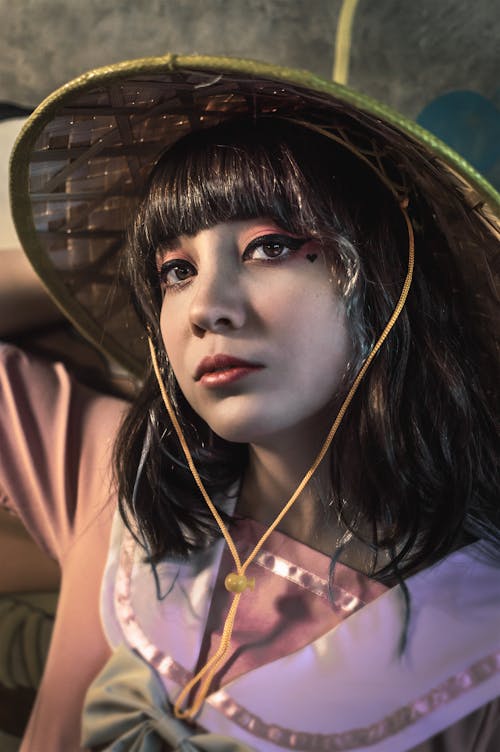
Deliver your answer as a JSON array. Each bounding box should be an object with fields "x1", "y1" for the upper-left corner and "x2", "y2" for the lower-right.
[{"x1": 417, "y1": 90, "x2": 500, "y2": 191}]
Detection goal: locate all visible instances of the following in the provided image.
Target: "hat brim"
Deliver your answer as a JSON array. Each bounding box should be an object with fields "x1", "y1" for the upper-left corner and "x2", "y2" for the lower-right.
[{"x1": 10, "y1": 54, "x2": 500, "y2": 377}]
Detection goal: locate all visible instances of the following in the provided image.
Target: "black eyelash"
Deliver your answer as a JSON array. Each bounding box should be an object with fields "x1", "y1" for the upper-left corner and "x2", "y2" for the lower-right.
[
  {"x1": 244, "y1": 233, "x2": 308, "y2": 255},
  {"x1": 158, "y1": 259, "x2": 195, "y2": 286}
]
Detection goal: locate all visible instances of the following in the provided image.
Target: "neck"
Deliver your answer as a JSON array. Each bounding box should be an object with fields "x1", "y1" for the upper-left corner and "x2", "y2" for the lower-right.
[
  {"x1": 237, "y1": 426, "x2": 335, "y2": 545},
  {"x1": 236, "y1": 427, "x2": 380, "y2": 569}
]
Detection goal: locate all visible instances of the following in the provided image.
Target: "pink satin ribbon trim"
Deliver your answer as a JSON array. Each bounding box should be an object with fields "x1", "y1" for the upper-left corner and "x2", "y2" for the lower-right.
[
  {"x1": 115, "y1": 530, "x2": 500, "y2": 750},
  {"x1": 254, "y1": 550, "x2": 360, "y2": 610},
  {"x1": 232, "y1": 517, "x2": 388, "y2": 608},
  {"x1": 206, "y1": 652, "x2": 500, "y2": 750},
  {"x1": 193, "y1": 518, "x2": 387, "y2": 689}
]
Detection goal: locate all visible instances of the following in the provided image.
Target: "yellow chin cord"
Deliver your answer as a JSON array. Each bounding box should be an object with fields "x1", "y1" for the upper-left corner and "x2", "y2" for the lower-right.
[
  {"x1": 148, "y1": 200, "x2": 414, "y2": 721},
  {"x1": 148, "y1": 197, "x2": 413, "y2": 719}
]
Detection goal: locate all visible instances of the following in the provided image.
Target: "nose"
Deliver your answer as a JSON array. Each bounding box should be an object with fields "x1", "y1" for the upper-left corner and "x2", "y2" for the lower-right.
[{"x1": 188, "y1": 249, "x2": 247, "y2": 336}]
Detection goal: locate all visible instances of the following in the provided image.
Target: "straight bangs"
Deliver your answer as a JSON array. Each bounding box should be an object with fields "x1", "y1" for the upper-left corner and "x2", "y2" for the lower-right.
[
  {"x1": 131, "y1": 116, "x2": 407, "y2": 369},
  {"x1": 140, "y1": 118, "x2": 352, "y2": 251},
  {"x1": 119, "y1": 115, "x2": 500, "y2": 574}
]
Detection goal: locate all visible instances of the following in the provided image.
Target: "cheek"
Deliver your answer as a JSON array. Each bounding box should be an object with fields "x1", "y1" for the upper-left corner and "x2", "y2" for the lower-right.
[
  {"x1": 281, "y1": 284, "x2": 346, "y2": 341},
  {"x1": 159, "y1": 304, "x2": 170, "y2": 351},
  {"x1": 159, "y1": 303, "x2": 184, "y2": 375},
  {"x1": 285, "y1": 294, "x2": 350, "y2": 383}
]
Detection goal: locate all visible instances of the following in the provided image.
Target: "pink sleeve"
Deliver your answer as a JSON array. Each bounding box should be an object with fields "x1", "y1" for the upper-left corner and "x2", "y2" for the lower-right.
[{"x1": 0, "y1": 343, "x2": 128, "y2": 563}]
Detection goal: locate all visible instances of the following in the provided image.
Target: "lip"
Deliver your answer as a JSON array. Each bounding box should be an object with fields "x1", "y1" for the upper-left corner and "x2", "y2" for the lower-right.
[{"x1": 194, "y1": 354, "x2": 264, "y2": 386}]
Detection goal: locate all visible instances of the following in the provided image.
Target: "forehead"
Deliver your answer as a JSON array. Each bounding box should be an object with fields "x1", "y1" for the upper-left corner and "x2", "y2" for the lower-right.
[{"x1": 158, "y1": 218, "x2": 293, "y2": 249}]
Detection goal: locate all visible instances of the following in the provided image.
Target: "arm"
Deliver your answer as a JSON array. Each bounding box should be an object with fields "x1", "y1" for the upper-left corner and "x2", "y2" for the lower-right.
[
  {"x1": 0, "y1": 343, "x2": 127, "y2": 560},
  {"x1": 0, "y1": 344, "x2": 129, "y2": 749}
]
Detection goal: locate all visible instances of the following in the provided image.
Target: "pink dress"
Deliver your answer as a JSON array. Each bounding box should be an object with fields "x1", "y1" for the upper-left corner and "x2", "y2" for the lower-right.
[{"x1": 1, "y1": 344, "x2": 499, "y2": 751}]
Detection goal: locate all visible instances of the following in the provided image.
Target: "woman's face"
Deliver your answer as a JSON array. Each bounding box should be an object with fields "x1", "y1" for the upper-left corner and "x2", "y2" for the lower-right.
[{"x1": 158, "y1": 218, "x2": 350, "y2": 446}]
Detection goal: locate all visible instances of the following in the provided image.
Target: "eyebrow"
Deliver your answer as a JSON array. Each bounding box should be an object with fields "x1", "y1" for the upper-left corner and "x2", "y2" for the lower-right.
[{"x1": 156, "y1": 237, "x2": 183, "y2": 255}]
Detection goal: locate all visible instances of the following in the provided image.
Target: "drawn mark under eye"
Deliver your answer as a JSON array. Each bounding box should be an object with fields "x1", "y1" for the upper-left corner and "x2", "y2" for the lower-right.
[
  {"x1": 242, "y1": 233, "x2": 309, "y2": 263},
  {"x1": 159, "y1": 258, "x2": 196, "y2": 289}
]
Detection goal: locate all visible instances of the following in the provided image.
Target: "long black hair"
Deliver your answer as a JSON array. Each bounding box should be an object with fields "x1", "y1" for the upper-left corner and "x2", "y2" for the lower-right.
[{"x1": 115, "y1": 116, "x2": 499, "y2": 581}]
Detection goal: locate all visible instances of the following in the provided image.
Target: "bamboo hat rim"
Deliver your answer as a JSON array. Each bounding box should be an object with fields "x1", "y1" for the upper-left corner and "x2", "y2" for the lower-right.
[{"x1": 9, "y1": 54, "x2": 500, "y2": 377}]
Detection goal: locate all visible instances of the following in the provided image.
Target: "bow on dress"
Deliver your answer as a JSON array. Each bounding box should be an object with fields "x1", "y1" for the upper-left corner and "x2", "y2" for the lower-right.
[{"x1": 82, "y1": 644, "x2": 256, "y2": 751}]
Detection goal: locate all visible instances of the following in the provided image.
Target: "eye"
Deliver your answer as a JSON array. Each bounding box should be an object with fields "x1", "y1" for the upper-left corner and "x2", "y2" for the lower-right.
[
  {"x1": 159, "y1": 259, "x2": 196, "y2": 288},
  {"x1": 242, "y1": 233, "x2": 308, "y2": 262}
]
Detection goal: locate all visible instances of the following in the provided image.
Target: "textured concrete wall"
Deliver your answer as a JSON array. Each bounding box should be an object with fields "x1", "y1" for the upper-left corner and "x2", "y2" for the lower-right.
[
  {"x1": 1, "y1": 1, "x2": 497, "y2": 110},
  {"x1": 1, "y1": 0, "x2": 498, "y2": 187},
  {"x1": 3, "y1": 0, "x2": 341, "y2": 104}
]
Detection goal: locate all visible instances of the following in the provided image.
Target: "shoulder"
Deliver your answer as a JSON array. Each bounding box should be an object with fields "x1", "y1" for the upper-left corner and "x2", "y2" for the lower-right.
[{"x1": 0, "y1": 343, "x2": 129, "y2": 560}]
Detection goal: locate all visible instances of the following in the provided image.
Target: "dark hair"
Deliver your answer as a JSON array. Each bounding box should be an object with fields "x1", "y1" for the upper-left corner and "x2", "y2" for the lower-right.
[{"x1": 115, "y1": 117, "x2": 499, "y2": 581}]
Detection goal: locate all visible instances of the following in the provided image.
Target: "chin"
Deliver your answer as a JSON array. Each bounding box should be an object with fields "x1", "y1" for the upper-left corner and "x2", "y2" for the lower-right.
[
  {"x1": 204, "y1": 410, "x2": 308, "y2": 447},
  {"x1": 208, "y1": 420, "x2": 267, "y2": 445},
  {"x1": 199, "y1": 406, "x2": 280, "y2": 445}
]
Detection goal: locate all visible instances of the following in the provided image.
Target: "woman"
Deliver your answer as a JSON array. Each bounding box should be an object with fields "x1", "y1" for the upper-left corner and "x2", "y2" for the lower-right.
[{"x1": 4, "y1": 55, "x2": 500, "y2": 750}]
